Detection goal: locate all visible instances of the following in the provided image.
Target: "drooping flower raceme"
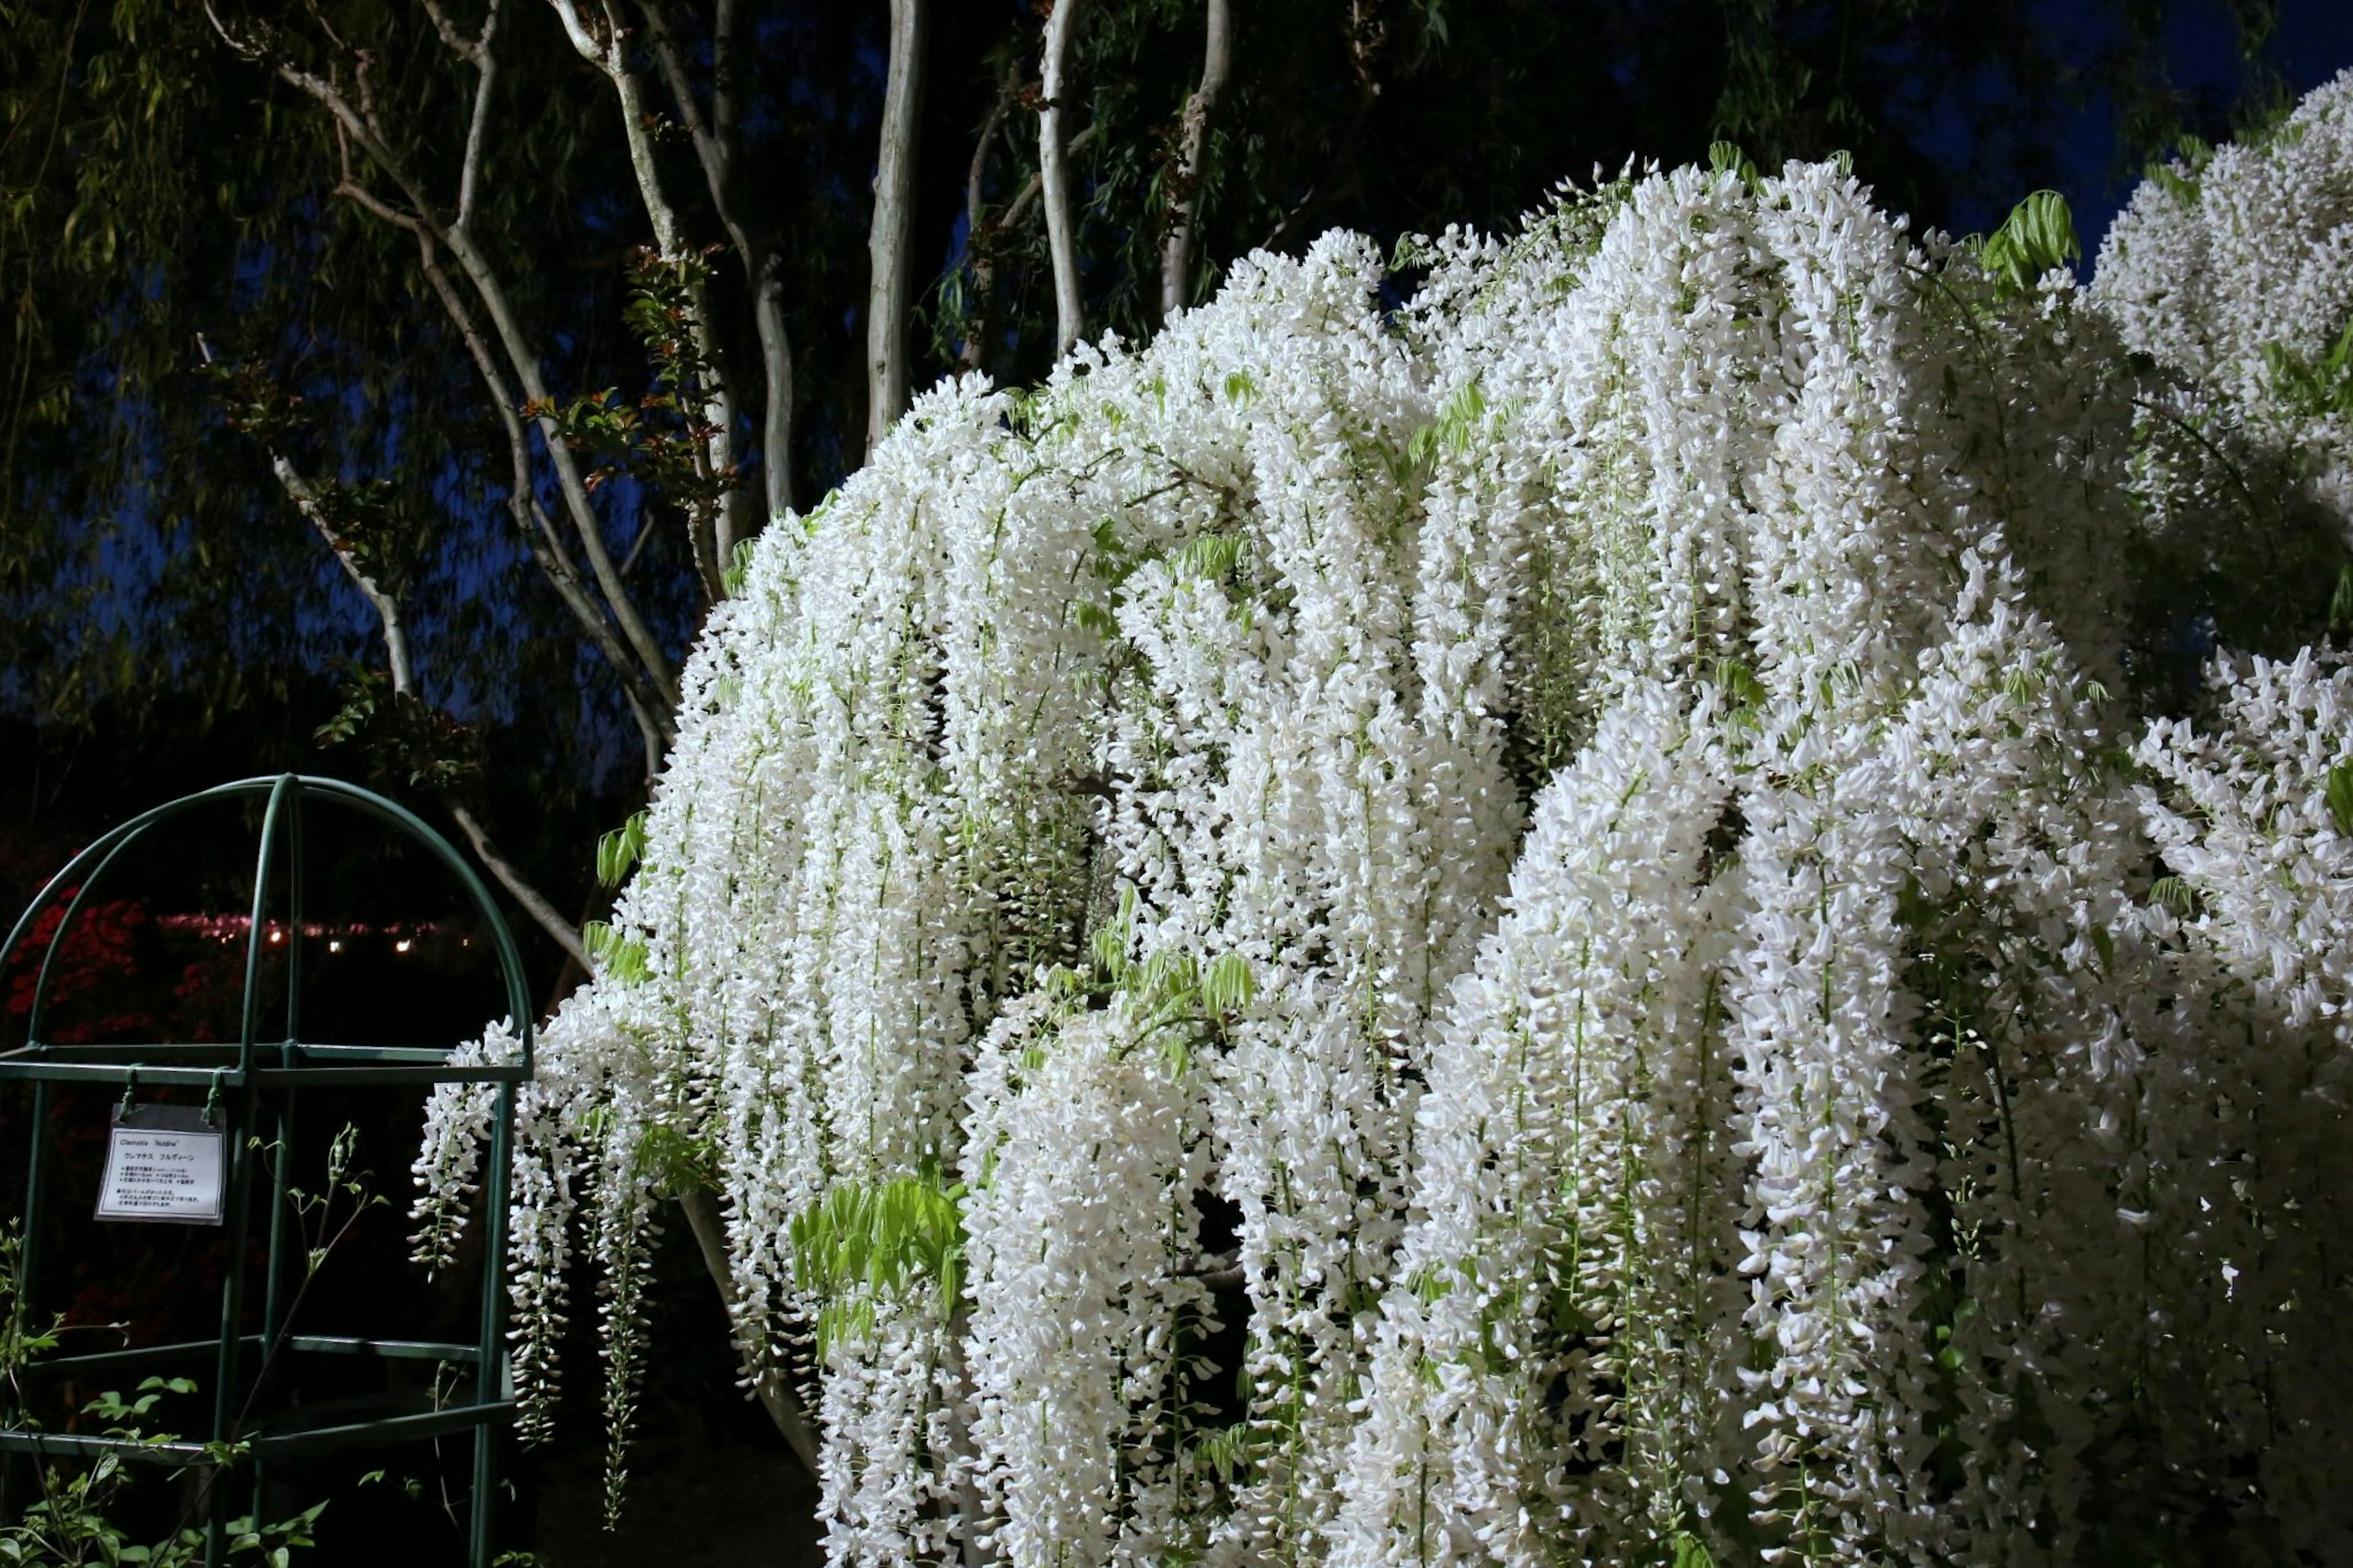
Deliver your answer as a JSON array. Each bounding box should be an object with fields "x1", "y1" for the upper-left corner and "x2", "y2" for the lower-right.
[
  {"x1": 2094, "y1": 70, "x2": 2353, "y2": 530},
  {"x1": 415, "y1": 97, "x2": 2353, "y2": 1568}
]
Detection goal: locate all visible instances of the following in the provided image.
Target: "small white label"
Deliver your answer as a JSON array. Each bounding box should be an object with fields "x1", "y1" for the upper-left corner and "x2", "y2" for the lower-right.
[{"x1": 96, "y1": 1108, "x2": 224, "y2": 1225}]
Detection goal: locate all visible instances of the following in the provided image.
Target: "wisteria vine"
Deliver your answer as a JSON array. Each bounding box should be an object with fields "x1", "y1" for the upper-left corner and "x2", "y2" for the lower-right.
[{"x1": 417, "y1": 76, "x2": 2353, "y2": 1568}]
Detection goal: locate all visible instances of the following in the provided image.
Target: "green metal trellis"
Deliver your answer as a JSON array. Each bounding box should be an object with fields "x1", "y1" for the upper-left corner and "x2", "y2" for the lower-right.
[{"x1": 0, "y1": 775, "x2": 534, "y2": 1566}]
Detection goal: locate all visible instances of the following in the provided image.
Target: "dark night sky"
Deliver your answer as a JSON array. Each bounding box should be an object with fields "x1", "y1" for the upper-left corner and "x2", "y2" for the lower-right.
[{"x1": 2054, "y1": 0, "x2": 2353, "y2": 256}]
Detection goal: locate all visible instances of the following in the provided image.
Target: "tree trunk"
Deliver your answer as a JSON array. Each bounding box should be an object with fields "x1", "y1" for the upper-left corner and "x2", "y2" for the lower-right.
[
  {"x1": 756, "y1": 265, "x2": 796, "y2": 520},
  {"x1": 866, "y1": 0, "x2": 926, "y2": 455},
  {"x1": 1040, "y1": 0, "x2": 1088, "y2": 357},
  {"x1": 1159, "y1": 0, "x2": 1231, "y2": 320},
  {"x1": 676, "y1": 1184, "x2": 824, "y2": 1478}
]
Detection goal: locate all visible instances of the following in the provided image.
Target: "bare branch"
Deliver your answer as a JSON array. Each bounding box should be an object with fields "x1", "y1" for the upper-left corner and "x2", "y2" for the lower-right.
[
  {"x1": 447, "y1": 801, "x2": 593, "y2": 968},
  {"x1": 1004, "y1": 121, "x2": 1094, "y2": 232},
  {"x1": 642, "y1": 4, "x2": 740, "y2": 252},
  {"x1": 260, "y1": 10, "x2": 683, "y2": 717},
  {"x1": 1160, "y1": 0, "x2": 1230, "y2": 320},
  {"x1": 264, "y1": 449, "x2": 591, "y2": 968},
  {"x1": 957, "y1": 61, "x2": 1018, "y2": 374},
  {"x1": 866, "y1": 0, "x2": 925, "y2": 453},
  {"x1": 1038, "y1": 0, "x2": 1088, "y2": 357},
  {"x1": 438, "y1": 0, "x2": 502, "y2": 231},
  {"x1": 555, "y1": 0, "x2": 751, "y2": 596},
  {"x1": 413, "y1": 241, "x2": 678, "y2": 751},
  {"x1": 675, "y1": 1186, "x2": 823, "y2": 1479},
  {"x1": 642, "y1": 1, "x2": 792, "y2": 523},
  {"x1": 271, "y1": 455, "x2": 415, "y2": 694}
]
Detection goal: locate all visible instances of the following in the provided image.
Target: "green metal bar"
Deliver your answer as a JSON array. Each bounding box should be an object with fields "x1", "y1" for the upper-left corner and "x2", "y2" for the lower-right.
[
  {"x1": 235, "y1": 776, "x2": 295, "y2": 1081},
  {"x1": 254, "y1": 790, "x2": 300, "y2": 1528},
  {"x1": 0, "y1": 1399, "x2": 515, "y2": 1469},
  {"x1": 7, "y1": 1042, "x2": 512, "y2": 1062},
  {"x1": 2, "y1": 1079, "x2": 51, "y2": 1522},
  {"x1": 284, "y1": 779, "x2": 305, "y2": 1047},
  {"x1": 210, "y1": 775, "x2": 294, "y2": 1568},
  {"x1": 246, "y1": 1399, "x2": 513, "y2": 1461},
  {"x1": 284, "y1": 1336, "x2": 481, "y2": 1362},
  {"x1": 0, "y1": 1061, "x2": 248, "y2": 1084},
  {"x1": 207, "y1": 1096, "x2": 256, "y2": 1568},
  {"x1": 16, "y1": 1336, "x2": 254, "y2": 1380},
  {"x1": 0, "y1": 1062, "x2": 248, "y2": 1086},
  {"x1": 0, "y1": 1062, "x2": 523, "y2": 1086},
  {"x1": 472, "y1": 1079, "x2": 517, "y2": 1567},
  {"x1": 248, "y1": 1066, "x2": 529, "y2": 1087},
  {"x1": 20, "y1": 1334, "x2": 481, "y2": 1379},
  {"x1": 0, "y1": 1430, "x2": 219, "y2": 1468},
  {"x1": 2, "y1": 1042, "x2": 249, "y2": 1060},
  {"x1": 22, "y1": 825, "x2": 150, "y2": 1048}
]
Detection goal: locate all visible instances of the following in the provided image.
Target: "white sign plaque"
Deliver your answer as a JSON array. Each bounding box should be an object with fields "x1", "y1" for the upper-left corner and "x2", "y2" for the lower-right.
[{"x1": 96, "y1": 1104, "x2": 225, "y2": 1225}]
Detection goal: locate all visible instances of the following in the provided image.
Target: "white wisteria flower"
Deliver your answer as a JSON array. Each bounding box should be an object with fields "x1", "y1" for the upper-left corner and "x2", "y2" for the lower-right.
[{"x1": 416, "y1": 86, "x2": 2353, "y2": 1568}]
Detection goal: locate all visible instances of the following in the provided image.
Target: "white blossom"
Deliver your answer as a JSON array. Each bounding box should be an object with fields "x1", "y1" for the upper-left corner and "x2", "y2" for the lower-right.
[{"x1": 404, "y1": 91, "x2": 2353, "y2": 1566}]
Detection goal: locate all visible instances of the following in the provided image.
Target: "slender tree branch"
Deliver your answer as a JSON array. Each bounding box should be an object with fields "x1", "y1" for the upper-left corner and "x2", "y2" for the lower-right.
[
  {"x1": 642, "y1": 0, "x2": 792, "y2": 525},
  {"x1": 431, "y1": 0, "x2": 501, "y2": 232},
  {"x1": 445, "y1": 802, "x2": 593, "y2": 968},
  {"x1": 866, "y1": 0, "x2": 925, "y2": 453},
  {"x1": 271, "y1": 455, "x2": 415, "y2": 695},
  {"x1": 413, "y1": 241, "x2": 678, "y2": 751},
  {"x1": 1039, "y1": 0, "x2": 1088, "y2": 357},
  {"x1": 958, "y1": 61, "x2": 1018, "y2": 374},
  {"x1": 266, "y1": 31, "x2": 683, "y2": 709},
  {"x1": 1159, "y1": 0, "x2": 1230, "y2": 320},
  {"x1": 263, "y1": 451, "x2": 592, "y2": 969},
  {"x1": 1004, "y1": 121, "x2": 1094, "y2": 232},
  {"x1": 552, "y1": 0, "x2": 746, "y2": 599},
  {"x1": 676, "y1": 1185, "x2": 823, "y2": 1479}
]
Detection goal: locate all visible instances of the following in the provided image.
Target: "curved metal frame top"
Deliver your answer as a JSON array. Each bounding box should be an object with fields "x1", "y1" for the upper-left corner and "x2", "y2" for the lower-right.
[{"x1": 0, "y1": 775, "x2": 535, "y2": 1074}]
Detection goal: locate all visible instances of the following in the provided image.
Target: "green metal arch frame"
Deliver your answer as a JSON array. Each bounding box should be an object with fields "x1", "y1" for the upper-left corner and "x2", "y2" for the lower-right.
[
  {"x1": 0, "y1": 774, "x2": 530, "y2": 1566},
  {"x1": 0, "y1": 775, "x2": 535, "y2": 1074}
]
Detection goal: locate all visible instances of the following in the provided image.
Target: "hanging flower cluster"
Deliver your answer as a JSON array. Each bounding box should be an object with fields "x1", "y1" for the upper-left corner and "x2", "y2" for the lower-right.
[
  {"x1": 2094, "y1": 71, "x2": 2353, "y2": 529},
  {"x1": 417, "y1": 83, "x2": 2353, "y2": 1568}
]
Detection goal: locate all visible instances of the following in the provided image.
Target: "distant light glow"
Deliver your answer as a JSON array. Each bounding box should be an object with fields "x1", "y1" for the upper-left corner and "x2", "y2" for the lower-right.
[{"x1": 395, "y1": 938, "x2": 414, "y2": 953}]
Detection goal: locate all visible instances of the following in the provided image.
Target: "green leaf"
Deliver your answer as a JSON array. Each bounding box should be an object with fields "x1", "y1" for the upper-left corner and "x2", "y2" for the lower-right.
[
  {"x1": 1670, "y1": 1529, "x2": 1718, "y2": 1568},
  {"x1": 720, "y1": 536, "x2": 759, "y2": 598},
  {"x1": 1202, "y1": 952, "x2": 1256, "y2": 1015},
  {"x1": 582, "y1": 921, "x2": 651, "y2": 985},
  {"x1": 596, "y1": 810, "x2": 649, "y2": 890},
  {"x1": 1707, "y1": 140, "x2": 1759, "y2": 184},
  {"x1": 788, "y1": 1175, "x2": 968, "y2": 1355},
  {"x1": 1406, "y1": 381, "x2": 1487, "y2": 471},
  {"x1": 1978, "y1": 189, "x2": 2080, "y2": 296},
  {"x1": 2326, "y1": 759, "x2": 2353, "y2": 838},
  {"x1": 2330, "y1": 564, "x2": 2353, "y2": 638}
]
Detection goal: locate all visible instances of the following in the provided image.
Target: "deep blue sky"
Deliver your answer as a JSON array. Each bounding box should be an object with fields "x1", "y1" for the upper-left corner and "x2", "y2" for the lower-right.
[{"x1": 2053, "y1": 0, "x2": 2353, "y2": 256}]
